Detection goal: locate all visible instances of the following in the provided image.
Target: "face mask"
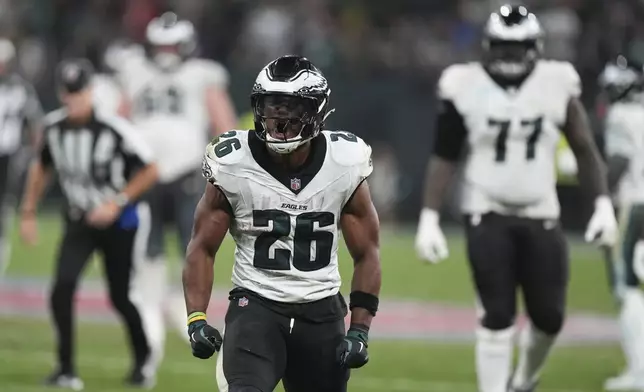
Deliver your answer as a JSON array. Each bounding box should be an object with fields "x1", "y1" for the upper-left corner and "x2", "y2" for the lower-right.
[{"x1": 153, "y1": 52, "x2": 181, "y2": 69}]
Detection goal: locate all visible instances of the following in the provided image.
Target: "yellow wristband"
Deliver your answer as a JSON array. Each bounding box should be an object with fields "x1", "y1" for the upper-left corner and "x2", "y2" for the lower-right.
[{"x1": 187, "y1": 312, "x2": 207, "y2": 326}]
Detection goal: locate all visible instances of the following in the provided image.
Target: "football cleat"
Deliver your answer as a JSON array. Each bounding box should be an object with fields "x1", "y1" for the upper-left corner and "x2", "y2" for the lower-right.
[{"x1": 44, "y1": 371, "x2": 84, "y2": 391}]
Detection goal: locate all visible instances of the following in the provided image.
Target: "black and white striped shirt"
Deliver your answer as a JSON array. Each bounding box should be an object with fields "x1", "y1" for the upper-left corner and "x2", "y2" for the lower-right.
[
  {"x1": 40, "y1": 109, "x2": 154, "y2": 216},
  {"x1": 0, "y1": 74, "x2": 43, "y2": 155}
]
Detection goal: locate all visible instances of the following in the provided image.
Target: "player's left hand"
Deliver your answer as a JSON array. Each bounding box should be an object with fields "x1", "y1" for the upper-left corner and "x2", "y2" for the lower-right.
[
  {"x1": 337, "y1": 326, "x2": 369, "y2": 369},
  {"x1": 584, "y1": 196, "x2": 618, "y2": 247},
  {"x1": 86, "y1": 201, "x2": 121, "y2": 228}
]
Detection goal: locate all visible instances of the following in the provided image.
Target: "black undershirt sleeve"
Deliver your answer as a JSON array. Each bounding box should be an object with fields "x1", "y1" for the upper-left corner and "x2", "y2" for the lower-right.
[{"x1": 433, "y1": 99, "x2": 467, "y2": 161}]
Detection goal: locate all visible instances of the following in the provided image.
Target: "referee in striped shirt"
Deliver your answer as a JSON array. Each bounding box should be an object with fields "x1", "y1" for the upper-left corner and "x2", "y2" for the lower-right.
[{"x1": 19, "y1": 59, "x2": 159, "y2": 389}]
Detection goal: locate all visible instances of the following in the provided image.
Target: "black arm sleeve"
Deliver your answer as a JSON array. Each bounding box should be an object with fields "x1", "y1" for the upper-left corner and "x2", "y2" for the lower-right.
[
  {"x1": 39, "y1": 139, "x2": 53, "y2": 168},
  {"x1": 607, "y1": 155, "x2": 629, "y2": 194},
  {"x1": 433, "y1": 99, "x2": 467, "y2": 161},
  {"x1": 119, "y1": 136, "x2": 147, "y2": 179}
]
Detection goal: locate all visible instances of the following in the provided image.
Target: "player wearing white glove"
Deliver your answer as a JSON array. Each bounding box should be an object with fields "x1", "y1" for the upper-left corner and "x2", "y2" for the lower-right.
[
  {"x1": 598, "y1": 55, "x2": 644, "y2": 392},
  {"x1": 415, "y1": 208, "x2": 448, "y2": 263},
  {"x1": 415, "y1": 6, "x2": 616, "y2": 392}
]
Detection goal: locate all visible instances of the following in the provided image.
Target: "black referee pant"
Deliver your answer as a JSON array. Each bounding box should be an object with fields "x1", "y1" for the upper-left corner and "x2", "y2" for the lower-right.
[
  {"x1": 0, "y1": 152, "x2": 23, "y2": 271},
  {"x1": 49, "y1": 204, "x2": 152, "y2": 376}
]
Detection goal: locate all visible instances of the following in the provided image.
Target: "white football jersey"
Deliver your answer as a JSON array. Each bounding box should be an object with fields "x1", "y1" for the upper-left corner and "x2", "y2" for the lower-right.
[
  {"x1": 202, "y1": 130, "x2": 372, "y2": 303},
  {"x1": 92, "y1": 74, "x2": 122, "y2": 114},
  {"x1": 439, "y1": 60, "x2": 581, "y2": 219},
  {"x1": 118, "y1": 57, "x2": 229, "y2": 182},
  {"x1": 605, "y1": 100, "x2": 644, "y2": 204}
]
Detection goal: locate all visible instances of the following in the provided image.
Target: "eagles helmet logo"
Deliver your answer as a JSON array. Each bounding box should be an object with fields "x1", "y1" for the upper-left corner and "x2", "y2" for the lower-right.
[{"x1": 201, "y1": 156, "x2": 213, "y2": 183}]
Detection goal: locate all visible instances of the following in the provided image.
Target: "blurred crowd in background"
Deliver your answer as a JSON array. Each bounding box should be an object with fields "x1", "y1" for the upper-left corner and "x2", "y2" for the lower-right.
[{"x1": 3, "y1": 0, "x2": 642, "y2": 225}]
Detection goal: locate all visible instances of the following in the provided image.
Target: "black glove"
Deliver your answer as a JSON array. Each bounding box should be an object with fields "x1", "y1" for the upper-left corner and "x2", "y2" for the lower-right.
[
  {"x1": 337, "y1": 324, "x2": 369, "y2": 369},
  {"x1": 188, "y1": 319, "x2": 223, "y2": 359}
]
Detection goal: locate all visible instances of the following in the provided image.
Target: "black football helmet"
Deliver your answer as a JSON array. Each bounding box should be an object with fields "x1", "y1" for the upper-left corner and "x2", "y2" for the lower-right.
[
  {"x1": 482, "y1": 4, "x2": 544, "y2": 83},
  {"x1": 145, "y1": 12, "x2": 196, "y2": 70},
  {"x1": 599, "y1": 55, "x2": 644, "y2": 103},
  {"x1": 250, "y1": 55, "x2": 332, "y2": 154}
]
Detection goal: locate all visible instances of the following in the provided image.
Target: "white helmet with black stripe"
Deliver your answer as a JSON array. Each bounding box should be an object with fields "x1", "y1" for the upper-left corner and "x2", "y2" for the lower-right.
[
  {"x1": 599, "y1": 55, "x2": 644, "y2": 103},
  {"x1": 482, "y1": 4, "x2": 544, "y2": 82},
  {"x1": 251, "y1": 55, "x2": 332, "y2": 155},
  {"x1": 145, "y1": 12, "x2": 196, "y2": 70}
]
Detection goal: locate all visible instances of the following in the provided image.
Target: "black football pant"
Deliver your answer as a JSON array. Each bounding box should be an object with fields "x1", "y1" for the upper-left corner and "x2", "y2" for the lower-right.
[
  {"x1": 465, "y1": 213, "x2": 569, "y2": 335},
  {"x1": 49, "y1": 215, "x2": 151, "y2": 375},
  {"x1": 217, "y1": 290, "x2": 349, "y2": 392},
  {"x1": 0, "y1": 152, "x2": 22, "y2": 271}
]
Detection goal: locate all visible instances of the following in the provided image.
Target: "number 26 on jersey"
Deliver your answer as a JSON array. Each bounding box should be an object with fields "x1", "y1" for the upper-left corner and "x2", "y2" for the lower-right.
[{"x1": 253, "y1": 210, "x2": 334, "y2": 273}]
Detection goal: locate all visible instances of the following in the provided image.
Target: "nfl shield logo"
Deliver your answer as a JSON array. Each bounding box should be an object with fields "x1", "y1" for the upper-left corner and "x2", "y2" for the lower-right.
[
  {"x1": 290, "y1": 178, "x2": 301, "y2": 191},
  {"x1": 238, "y1": 297, "x2": 249, "y2": 307}
]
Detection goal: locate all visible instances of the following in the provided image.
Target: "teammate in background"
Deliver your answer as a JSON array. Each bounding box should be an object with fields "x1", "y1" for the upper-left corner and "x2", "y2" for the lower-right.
[
  {"x1": 116, "y1": 12, "x2": 237, "y2": 354},
  {"x1": 93, "y1": 41, "x2": 144, "y2": 114},
  {"x1": 414, "y1": 5, "x2": 618, "y2": 392},
  {"x1": 599, "y1": 55, "x2": 644, "y2": 391},
  {"x1": 184, "y1": 55, "x2": 381, "y2": 392},
  {"x1": 0, "y1": 38, "x2": 43, "y2": 276}
]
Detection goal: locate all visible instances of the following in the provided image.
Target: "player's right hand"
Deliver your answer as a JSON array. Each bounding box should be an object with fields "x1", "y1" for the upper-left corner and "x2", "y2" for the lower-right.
[
  {"x1": 188, "y1": 317, "x2": 222, "y2": 359},
  {"x1": 584, "y1": 196, "x2": 618, "y2": 247},
  {"x1": 415, "y1": 208, "x2": 449, "y2": 263},
  {"x1": 19, "y1": 214, "x2": 38, "y2": 246}
]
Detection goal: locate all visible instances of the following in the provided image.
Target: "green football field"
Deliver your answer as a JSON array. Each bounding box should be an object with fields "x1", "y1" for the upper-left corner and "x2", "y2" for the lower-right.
[{"x1": 0, "y1": 213, "x2": 627, "y2": 391}]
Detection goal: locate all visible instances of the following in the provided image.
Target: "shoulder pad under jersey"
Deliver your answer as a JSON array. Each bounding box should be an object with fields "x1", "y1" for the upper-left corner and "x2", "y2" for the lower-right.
[
  {"x1": 324, "y1": 130, "x2": 373, "y2": 178},
  {"x1": 185, "y1": 58, "x2": 230, "y2": 87},
  {"x1": 537, "y1": 60, "x2": 581, "y2": 98},
  {"x1": 202, "y1": 130, "x2": 250, "y2": 183},
  {"x1": 606, "y1": 102, "x2": 644, "y2": 135},
  {"x1": 437, "y1": 62, "x2": 480, "y2": 101}
]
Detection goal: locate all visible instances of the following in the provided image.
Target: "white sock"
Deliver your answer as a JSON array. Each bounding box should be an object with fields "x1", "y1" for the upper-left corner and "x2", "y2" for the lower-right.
[
  {"x1": 131, "y1": 258, "x2": 168, "y2": 375},
  {"x1": 512, "y1": 325, "x2": 557, "y2": 389},
  {"x1": 619, "y1": 289, "x2": 644, "y2": 373},
  {"x1": 476, "y1": 326, "x2": 515, "y2": 392}
]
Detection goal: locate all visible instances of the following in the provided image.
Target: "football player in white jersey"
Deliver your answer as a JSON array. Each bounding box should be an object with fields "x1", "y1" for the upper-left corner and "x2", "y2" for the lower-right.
[
  {"x1": 599, "y1": 55, "x2": 644, "y2": 391},
  {"x1": 93, "y1": 41, "x2": 144, "y2": 114},
  {"x1": 116, "y1": 12, "x2": 238, "y2": 354},
  {"x1": 183, "y1": 55, "x2": 381, "y2": 392},
  {"x1": 415, "y1": 5, "x2": 618, "y2": 392}
]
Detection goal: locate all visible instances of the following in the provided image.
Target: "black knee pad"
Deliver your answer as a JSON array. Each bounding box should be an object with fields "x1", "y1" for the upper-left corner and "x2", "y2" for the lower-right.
[
  {"x1": 481, "y1": 311, "x2": 515, "y2": 331},
  {"x1": 530, "y1": 309, "x2": 564, "y2": 335},
  {"x1": 229, "y1": 386, "x2": 264, "y2": 392}
]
